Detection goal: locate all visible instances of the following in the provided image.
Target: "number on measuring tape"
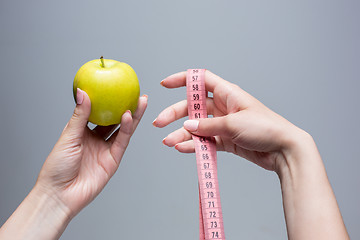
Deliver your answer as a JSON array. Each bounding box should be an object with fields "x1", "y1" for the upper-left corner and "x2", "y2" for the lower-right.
[{"x1": 186, "y1": 69, "x2": 225, "y2": 240}]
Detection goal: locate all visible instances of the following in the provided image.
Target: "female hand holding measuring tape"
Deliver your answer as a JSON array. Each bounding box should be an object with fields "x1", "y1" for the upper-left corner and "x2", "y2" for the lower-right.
[{"x1": 154, "y1": 70, "x2": 349, "y2": 239}]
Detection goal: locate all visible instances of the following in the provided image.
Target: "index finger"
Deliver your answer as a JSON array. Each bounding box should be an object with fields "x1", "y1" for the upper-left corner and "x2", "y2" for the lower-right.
[{"x1": 160, "y1": 70, "x2": 229, "y2": 93}]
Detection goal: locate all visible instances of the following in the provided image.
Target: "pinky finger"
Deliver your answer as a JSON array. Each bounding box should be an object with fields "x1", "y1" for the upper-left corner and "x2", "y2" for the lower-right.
[
  {"x1": 132, "y1": 95, "x2": 148, "y2": 133},
  {"x1": 214, "y1": 136, "x2": 225, "y2": 152}
]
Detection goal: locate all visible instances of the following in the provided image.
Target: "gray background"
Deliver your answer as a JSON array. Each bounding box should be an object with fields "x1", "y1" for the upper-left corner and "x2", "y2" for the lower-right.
[{"x1": 0, "y1": 0, "x2": 359, "y2": 239}]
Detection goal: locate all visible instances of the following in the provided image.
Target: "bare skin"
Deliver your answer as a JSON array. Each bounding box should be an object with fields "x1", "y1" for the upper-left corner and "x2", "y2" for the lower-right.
[
  {"x1": 0, "y1": 70, "x2": 349, "y2": 239},
  {"x1": 0, "y1": 90, "x2": 148, "y2": 240},
  {"x1": 153, "y1": 70, "x2": 349, "y2": 240}
]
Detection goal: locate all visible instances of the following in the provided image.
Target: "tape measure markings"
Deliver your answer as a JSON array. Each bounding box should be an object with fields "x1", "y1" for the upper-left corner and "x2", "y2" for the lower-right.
[{"x1": 186, "y1": 69, "x2": 225, "y2": 240}]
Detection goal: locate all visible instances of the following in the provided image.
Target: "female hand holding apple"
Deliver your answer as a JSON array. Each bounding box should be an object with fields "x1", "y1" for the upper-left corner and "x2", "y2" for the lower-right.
[{"x1": 0, "y1": 58, "x2": 147, "y2": 240}]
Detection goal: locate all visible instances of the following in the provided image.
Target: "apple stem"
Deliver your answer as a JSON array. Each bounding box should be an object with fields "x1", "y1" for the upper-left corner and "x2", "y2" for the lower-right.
[{"x1": 100, "y1": 56, "x2": 105, "y2": 68}]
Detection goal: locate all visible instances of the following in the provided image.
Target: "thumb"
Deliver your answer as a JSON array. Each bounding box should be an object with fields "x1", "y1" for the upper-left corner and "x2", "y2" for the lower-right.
[
  {"x1": 183, "y1": 116, "x2": 234, "y2": 138},
  {"x1": 65, "y1": 88, "x2": 91, "y2": 137}
]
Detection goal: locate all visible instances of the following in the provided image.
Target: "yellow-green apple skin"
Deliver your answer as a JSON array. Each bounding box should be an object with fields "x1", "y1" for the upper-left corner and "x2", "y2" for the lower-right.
[{"x1": 73, "y1": 58, "x2": 140, "y2": 126}]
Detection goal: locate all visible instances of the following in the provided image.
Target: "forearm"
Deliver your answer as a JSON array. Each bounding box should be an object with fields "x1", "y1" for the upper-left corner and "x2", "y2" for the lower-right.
[
  {"x1": 278, "y1": 132, "x2": 349, "y2": 239},
  {"x1": 0, "y1": 185, "x2": 71, "y2": 240}
]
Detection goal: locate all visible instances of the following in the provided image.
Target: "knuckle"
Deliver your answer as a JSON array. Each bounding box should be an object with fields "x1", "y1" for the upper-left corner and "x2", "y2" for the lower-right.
[{"x1": 72, "y1": 107, "x2": 82, "y2": 120}]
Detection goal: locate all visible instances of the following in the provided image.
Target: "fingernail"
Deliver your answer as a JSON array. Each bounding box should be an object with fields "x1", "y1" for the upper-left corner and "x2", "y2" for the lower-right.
[
  {"x1": 142, "y1": 94, "x2": 148, "y2": 99},
  {"x1": 184, "y1": 120, "x2": 199, "y2": 132},
  {"x1": 126, "y1": 110, "x2": 132, "y2": 116},
  {"x1": 162, "y1": 137, "x2": 167, "y2": 145},
  {"x1": 160, "y1": 80, "x2": 165, "y2": 86},
  {"x1": 152, "y1": 118, "x2": 157, "y2": 126},
  {"x1": 76, "y1": 88, "x2": 84, "y2": 105}
]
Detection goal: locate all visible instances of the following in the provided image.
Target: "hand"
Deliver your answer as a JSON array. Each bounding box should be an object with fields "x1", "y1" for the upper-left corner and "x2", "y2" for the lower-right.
[
  {"x1": 36, "y1": 89, "x2": 148, "y2": 218},
  {"x1": 153, "y1": 70, "x2": 349, "y2": 239},
  {"x1": 153, "y1": 70, "x2": 306, "y2": 173},
  {"x1": 0, "y1": 89, "x2": 147, "y2": 240}
]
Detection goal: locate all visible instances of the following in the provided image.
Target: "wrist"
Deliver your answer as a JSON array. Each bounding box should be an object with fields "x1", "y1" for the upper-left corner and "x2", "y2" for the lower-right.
[
  {"x1": 24, "y1": 185, "x2": 71, "y2": 239},
  {"x1": 276, "y1": 127, "x2": 323, "y2": 181},
  {"x1": 275, "y1": 128, "x2": 350, "y2": 239},
  {"x1": 0, "y1": 184, "x2": 71, "y2": 240}
]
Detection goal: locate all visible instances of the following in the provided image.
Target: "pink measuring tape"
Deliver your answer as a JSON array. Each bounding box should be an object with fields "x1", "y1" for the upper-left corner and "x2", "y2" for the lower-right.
[{"x1": 186, "y1": 69, "x2": 225, "y2": 240}]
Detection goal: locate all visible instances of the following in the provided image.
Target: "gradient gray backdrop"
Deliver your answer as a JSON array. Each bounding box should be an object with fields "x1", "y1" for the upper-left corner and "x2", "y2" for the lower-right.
[{"x1": 1, "y1": 1, "x2": 359, "y2": 239}]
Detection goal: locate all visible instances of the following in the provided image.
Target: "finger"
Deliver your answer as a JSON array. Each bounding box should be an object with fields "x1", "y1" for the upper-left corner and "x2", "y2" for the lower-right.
[
  {"x1": 65, "y1": 88, "x2": 91, "y2": 138},
  {"x1": 173, "y1": 136, "x2": 226, "y2": 153},
  {"x1": 214, "y1": 136, "x2": 225, "y2": 152},
  {"x1": 204, "y1": 70, "x2": 233, "y2": 93},
  {"x1": 183, "y1": 115, "x2": 235, "y2": 138},
  {"x1": 153, "y1": 100, "x2": 187, "y2": 128},
  {"x1": 109, "y1": 111, "x2": 133, "y2": 165},
  {"x1": 160, "y1": 70, "x2": 230, "y2": 93},
  {"x1": 93, "y1": 124, "x2": 119, "y2": 140},
  {"x1": 104, "y1": 95, "x2": 148, "y2": 142},
  {"x1": 160, "y1": 72, "x2": 186, "y2": 88},
  {"x1": 153, "y1": 98, "x2": 216, "y2": 128},
  {"x1": 175, "y1": 139, "x2": 195, "y2": 153},
  {"x1": 132, "y1": 95, "x2": 148, "y2": 133},
  {"x1": 163, "y1": 127, "x2": 192, "y2": 147}
]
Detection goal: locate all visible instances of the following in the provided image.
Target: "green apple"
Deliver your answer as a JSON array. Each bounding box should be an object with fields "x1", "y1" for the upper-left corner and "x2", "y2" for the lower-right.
[{"x1": 73, "y1": 57, "x2": 140, "y2": 126}]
